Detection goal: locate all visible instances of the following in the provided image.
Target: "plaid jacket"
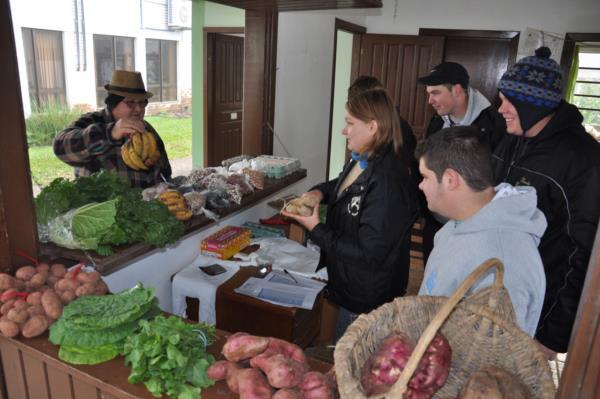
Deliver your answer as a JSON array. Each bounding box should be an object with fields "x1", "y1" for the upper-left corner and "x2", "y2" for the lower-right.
[{"x1": 53, "y1": 109, "x2": 172, "y2": 188}]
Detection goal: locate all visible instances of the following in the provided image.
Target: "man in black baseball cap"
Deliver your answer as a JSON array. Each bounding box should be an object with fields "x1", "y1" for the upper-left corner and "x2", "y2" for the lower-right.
[{"x1": 417, "y1": 61, "x2": 505, "y2": 264}]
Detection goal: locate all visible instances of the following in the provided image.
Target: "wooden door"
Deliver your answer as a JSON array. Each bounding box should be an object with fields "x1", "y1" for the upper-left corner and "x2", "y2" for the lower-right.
[
  {"x1": 357, "y1": 34, "x2": 444, "y2": 140},
  {"x1": 419, "y1": 29, "x2": 519, "y2": 106},
  {"x1": 207, "y1": 33, "x2": 244, "y2": 167}
]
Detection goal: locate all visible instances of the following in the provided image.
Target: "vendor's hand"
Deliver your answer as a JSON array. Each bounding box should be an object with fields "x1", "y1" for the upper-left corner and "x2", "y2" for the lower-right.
[
  {"x1": 112, "y1": 117, "x2": 145, "y2": 141},
  {"x1": 281, "y1": 203, "x2": 321, "y2": 232},
  {"x1": 535, "y1": 340, "x2": 558, "y2": 360}
]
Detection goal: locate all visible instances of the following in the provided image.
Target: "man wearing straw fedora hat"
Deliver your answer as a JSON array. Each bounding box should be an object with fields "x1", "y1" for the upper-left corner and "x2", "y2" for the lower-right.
[
  {"x1": 54, "y1": 70, "x2": 172, "y2": 188},
  {"x1": 415, "y1": 125, "x2": 547, "y2": 336}
]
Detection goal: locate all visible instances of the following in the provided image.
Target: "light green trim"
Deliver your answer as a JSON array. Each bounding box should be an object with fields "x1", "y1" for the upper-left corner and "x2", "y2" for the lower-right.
[
  {"x1": 565, "y1": 44, "x2": 579, "y2": 102},
  {"x1": 191, "y1": 0, "x2": 205, "y2": 168},
  {"x1": 191, "y1": 1, "x2": 244, "y2": 169},
  {"x1": 328, "y1": 31, "x2": 353, "y2": 179}
]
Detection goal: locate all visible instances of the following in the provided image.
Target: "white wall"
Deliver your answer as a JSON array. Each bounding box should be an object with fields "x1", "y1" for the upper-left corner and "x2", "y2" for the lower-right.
[
  {"x1": 10, "y1": 0, "x2": 191, "y2": 115},
  {"x1": 274, "y1": 0, "x2": 600, "y2": 192}
]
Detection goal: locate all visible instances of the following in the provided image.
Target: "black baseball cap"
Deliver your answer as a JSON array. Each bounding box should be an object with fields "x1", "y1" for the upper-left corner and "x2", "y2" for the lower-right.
[{"x1": 417, "y1": 62, "x2": 469, "y2": 87}]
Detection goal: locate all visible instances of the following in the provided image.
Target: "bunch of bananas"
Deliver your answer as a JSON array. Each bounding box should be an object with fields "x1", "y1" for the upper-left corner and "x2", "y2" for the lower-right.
[
  {"x1": 121, "y1": 131, "x2": 161, "y2": 171},
  {"x1": 159, "y1": 190, "x2": 193, "y2": 221}
]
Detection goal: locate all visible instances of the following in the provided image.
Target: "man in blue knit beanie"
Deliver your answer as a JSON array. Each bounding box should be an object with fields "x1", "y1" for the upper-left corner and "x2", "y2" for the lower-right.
[{"x1": 493, "y1": 46, "x2": 600, "y2": 358}]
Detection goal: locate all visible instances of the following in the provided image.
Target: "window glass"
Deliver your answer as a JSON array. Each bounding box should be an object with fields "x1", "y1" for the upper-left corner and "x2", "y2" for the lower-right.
[
  {"x1": 94, "y1": 35, "x2": 135, "y2": 107},
  {"x1": 22, "y1": 28, "x2": 66, "y2": 107},
  {"x1": 146, "y1": 39, "x2": 160, "y2": 102},
  {"x1": 162, "y1": 41, "x2": 177, "y2": 101},
  {"x1": 146, "y1": 39, "x2": 177, "y2": 102}
]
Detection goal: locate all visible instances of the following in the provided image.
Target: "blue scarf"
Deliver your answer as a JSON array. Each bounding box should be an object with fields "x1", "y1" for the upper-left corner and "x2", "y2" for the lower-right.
[{"x1": 351, "y1": 152, "x2": 369, "y2": 170}]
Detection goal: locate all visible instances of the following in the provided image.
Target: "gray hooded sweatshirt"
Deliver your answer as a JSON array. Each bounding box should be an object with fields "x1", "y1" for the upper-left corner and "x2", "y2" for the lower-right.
[
  {"x1": 418, "y1": 183, "x2": 547, "y2": 336},
  {"x1": 441, "y1": 87, "x2": 491, "y2": 127}
]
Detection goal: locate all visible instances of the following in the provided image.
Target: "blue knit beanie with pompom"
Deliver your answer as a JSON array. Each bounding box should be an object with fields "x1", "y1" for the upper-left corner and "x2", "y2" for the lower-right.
[{"x1": 498, "y1": 46, "x2": 563, "y2": 131}]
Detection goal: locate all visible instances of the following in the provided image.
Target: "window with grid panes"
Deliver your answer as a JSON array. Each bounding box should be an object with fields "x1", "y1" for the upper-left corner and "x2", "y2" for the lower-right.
[
  {"x1": 572, "y1": 47, "x2": 600, "y2": 138},
  {"x1": 93, "y1": 35, "x2": 135, "y2": 107},
  {"x1": 146, "y1": 39, "x2": 177, "y2": 102},
  {"x1": 22, "y1": 28, "x2": 66, "y2": 107}
]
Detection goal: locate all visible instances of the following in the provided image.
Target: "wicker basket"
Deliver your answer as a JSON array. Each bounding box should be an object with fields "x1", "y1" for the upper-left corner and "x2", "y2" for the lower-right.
[{"x1": 334, "y1": 258, "x2": 556, "y2": 398}]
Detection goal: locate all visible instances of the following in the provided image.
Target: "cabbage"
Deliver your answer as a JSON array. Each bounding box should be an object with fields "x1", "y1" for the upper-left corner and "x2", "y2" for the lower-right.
[{"x1": 47, "y1": 199, "x2": 118, "y2": 251}]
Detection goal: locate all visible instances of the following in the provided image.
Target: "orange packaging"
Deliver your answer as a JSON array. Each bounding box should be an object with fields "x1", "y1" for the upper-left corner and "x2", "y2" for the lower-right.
[{"x1": 200, "y1": 226, "x2": 251, "y2": 260}]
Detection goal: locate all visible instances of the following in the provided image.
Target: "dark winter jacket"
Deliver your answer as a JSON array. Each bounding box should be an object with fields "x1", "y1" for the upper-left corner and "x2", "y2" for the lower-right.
[
  {"x1": 492, "y1": 101, "x2": 600, "y2": 352},
  {"x1": 426, "y1": 106, "x2": 506, "y2": 151},
  {"x1": 309, "y1": 145, "x2": 419, "y2": 314},
  {"x1": 54, "y1": 109, "x2": 172, "y2": 188}
]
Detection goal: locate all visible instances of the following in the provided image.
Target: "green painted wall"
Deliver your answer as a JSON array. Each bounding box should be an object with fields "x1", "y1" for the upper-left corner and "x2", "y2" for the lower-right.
[
  {"x1": 328, "y1": 31, "x2": 353, "y2": 179},
  {"x1": 191, "y1": 1, "x2": 244, "y2": 168}
]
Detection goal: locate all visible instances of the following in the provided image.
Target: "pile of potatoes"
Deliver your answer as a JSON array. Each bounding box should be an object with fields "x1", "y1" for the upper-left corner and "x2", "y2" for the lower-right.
[
  {"x1": 207, "y1": 332, "x2": 338, "y2": 399},
  {"x1": 0, "y1": 263, "x2": 109, "y2": 339}
]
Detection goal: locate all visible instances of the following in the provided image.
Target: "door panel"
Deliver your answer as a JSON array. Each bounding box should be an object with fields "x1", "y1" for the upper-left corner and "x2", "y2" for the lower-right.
[
  {"x1": 419, "y1": 29, "x2": 519, "y2": 106},
  {"x1": 208, "y1": 33, "x2": 244, "y2": 167},
  {"x1": 357, "y1": 34, "x2": 444, "y2": 140}
]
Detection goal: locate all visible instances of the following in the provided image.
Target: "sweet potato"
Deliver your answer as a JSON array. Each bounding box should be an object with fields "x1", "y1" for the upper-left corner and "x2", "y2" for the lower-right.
[
  {"x1": 26, "y1": 291, "x2": 43, "y2": 306},
  {"x1": 50, "y1": 264, "x2": 67, "y2": 277},
  {"x1": 95, "y1": 280, "x2": 109, "y2": 295},
  {"x1": 360, "y1": 332, "x2": 414, "y2": 396},
  {"x1": 207, "y1": 360, "x2": 231, "y2": 381},
  {"x1": 272, "y1": 388, "x2": 302, "y2": 399},
  {"x1": 15, "y1": 266, "x2": 37, "y2": 281},
  {"x1": 59, "y1": 290, "x2": 77, "y2": 304},
  {"x1": 27, "y1": 305, "x2": 46, "y2": 317},
  {"x1": 7, "y1": 308, "x2": 29, "y2": 324},
  {"x1": 225, "y1": 363, "x2": 246, "y2": 393},
  {"x1": 222, "y1": 332, "x2": 270, "y2": 362},
  {"x1": 75, "y1": 283, "x2": 97, "y2": 297},
  {"x1": 41, "y1": 290, "x2": 63, "y2": 319},
  {"x1": 0, "y1": 274, "x2": 16, "y2": 290},
  {"x1": 251, "y1": 353, "x2": 308, "y2": 388},
  {"x1": 236, "y1": 368, "x2": 274, "y2": 399},
  {"x1": 55, "y1": 278, "x2": 80, "y2": 292},
  {"x1": 36, "y1": 263, "x2": 50, "y2": 273},
  {"x1": 22, "y1": 315, "x2": 48, "y2": 338},
  {"x1": 0, "y1": 317, "x2": 20, "y2": 337},
  {"x1": 299, "y1": 371, "x2": 338, "y2": 399},
  {"x1": 77, "y1": 271, "x2": 100, "y2": 284},
  {"x1": 407, "y1": 333, "x2": 452, "y2": 398},
  {"x1": 46, "y1": 275, "x2": 59, "y2": 288},
  {"x1": 251, "y1": 337, "x2": 307, "y2": 365}
]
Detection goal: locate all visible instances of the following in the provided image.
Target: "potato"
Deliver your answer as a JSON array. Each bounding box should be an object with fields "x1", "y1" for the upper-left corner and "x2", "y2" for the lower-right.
[
  {"x1": 27, "y1": 305, "x2": 45, "y2": 317},
  {"x1": 41, "y1": 290, "x2": 63, "y2": 320},
  {"x1": 21, "y1": 315, "x2": 48, "y2": 338},
  {"x1": 75, "y1": 283, "x2": 96, "y2": 297},
  {"x1": 251, "y1": 338, "x2": 307, "y2": 365},
  {"x1": 77, "y1": 271, "x2": 100, "y2": 284},
  {"x1": 29, "y1": 272, "x2": 48, "y2": 288},
  {"x1": 13, "y1": 279, "x2": 26, "y2": 291},
  {"x1": 7, "y1": 308, "x2": 29, "y2": 324},
  {"x1": 0, "y1": 274, "x2": 16, "y2": 290},
  {"x1": 15, "y1": 266, "x2": 37, "y2": 281},
  {"x1": 0, "y1": 299, "x2": 16, "y2": 315},
  {"x1": 36, "y1": 263, "x2": 50, "y2": 273},
  {"x1": 47, "y1": 275, "x2": 59, "y2": 288},
  {"x1": 0, "y1": 288, "x2": 18, "y2": 303},
  {"x1": 0, "y1": 317, "x2": 20, "y2": 337},
  {"x1": 55, "y1": 278, "x2": 80, "y2": 292},
  {"x1": 59, "y1": 290, "x2": 76, "y2": 304},
  {"x1": 26, "y1": 291, "x2": 43, "y2": 306},
  {"x1": 50, "y1": 264, "x2": 67, "y2": 278},
  {"x1": 13, "y1": 299, "x2": 28, "y2": 310},
  {"x1": 95, "y1": 280, "x2": 109, "y2": 295},
  {"x1": 206, "y1": 360, "x2": 230, "y2": 381},
  {"x1": 299, "y1": 372, "x2": 337, "y2": 399},
  {"x1": 251, "y1": 353, "x2": 308, "y2": 388}
]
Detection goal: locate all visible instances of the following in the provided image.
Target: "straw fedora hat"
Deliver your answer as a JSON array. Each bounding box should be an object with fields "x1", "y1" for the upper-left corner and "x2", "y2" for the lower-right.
[{"x1": 104, "y1": 70, "x2": 153, "y2": 100}]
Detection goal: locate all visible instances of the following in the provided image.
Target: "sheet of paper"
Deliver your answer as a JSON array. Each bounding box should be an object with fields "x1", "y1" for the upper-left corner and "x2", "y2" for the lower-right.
[{"x1": 234, "y1": 271, "x2": 325, "y2": 310}]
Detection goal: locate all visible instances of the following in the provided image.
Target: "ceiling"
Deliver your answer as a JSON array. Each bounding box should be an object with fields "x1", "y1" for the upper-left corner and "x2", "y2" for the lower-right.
[{"x1": 207, "y1": 0, "x2": 382, "y2": 11}]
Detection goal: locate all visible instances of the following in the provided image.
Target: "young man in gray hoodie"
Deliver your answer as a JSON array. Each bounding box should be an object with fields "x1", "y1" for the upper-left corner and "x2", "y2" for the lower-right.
[{"x1": 415, "y1": 125, "x2": 547, "y2": 336}]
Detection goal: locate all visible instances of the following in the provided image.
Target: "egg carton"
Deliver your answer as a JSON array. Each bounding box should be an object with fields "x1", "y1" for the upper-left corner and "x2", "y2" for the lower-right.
[{"x1": 252, "y1": 155, "x2": 301, "y2": 179}]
